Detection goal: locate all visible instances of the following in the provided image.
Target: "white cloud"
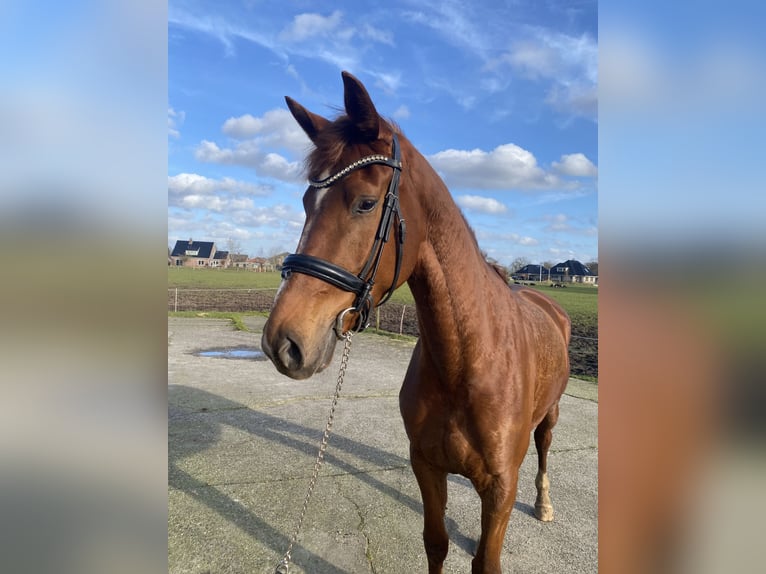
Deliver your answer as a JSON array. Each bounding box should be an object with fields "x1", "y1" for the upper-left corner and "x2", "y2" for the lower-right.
[
  {"x1": 168, "y1": 173, "x2": 272, "y2": 213},
  {"x1": 476, "y1": 229, "x2": 539, "y2": 246},
  {"x1": 168, "y1": 107, "x2": 184, "y2": 138},
  {"x1": 508, "y1": 31, "x2": 596, "y2": 82},
  {"x1": 221, "y1": 108, "x2": 311, "y2": 152},
  {"x1": 278, "y1": 11, "x2": 343, "y2": 43},
  {"x1": 194, "y1": 140, "x2": 304, "y2": 182},
  {"x1": 168, "y1": 172, "x2": 305, "y2": 253},
  {"x1": 194, "y1": 108, "x2": 312, "y2": 182},
  {"x1": 403, "y1": 1, "x2": 489, "y2": 60},
  {"x1": 546, "y1": 83, "x2": 598, "y2": 120},
  {"x1": 175, "y1": 193, "x2": 258, "y2": 213},
  {"x1": 552, "y1": 153, "x2": 598, "y2": 177},
  {"x1": 274, "y1": 13, "x2": 397, "y2": 73},
  {"x1": 369, "y1": 70, "x2": 403, "y2": 93},
  {"x1": 543, "y1": 213, "x2": 598, "y2": 236},
  {"x1": 169, "y1": 7, "x2": 278, "y2": 58},
  {"x1": 392, "y1": 105, "x2": 410, "y2": 119},
  {"x1": 545, "y1": 213, "x2": 571, "y2": 231},
  {"x1": 428, "y1": 143, "x2": 563, "y2": 190},
  {"x1": 502, "y1": 30, "x2": 597, "y2": 121},
  {"x1": 168, "y1": 173, "x2": 271, "y2": 197},
  {"x1": 507, "y1": 43, "x2": 557, "y2": 78},
  {"x1": 456, "y1": 195, "x2": 508, "y2": 214},
  {"x1": 362, "y1": 24, "x2": 394, "y2": 46},
  {"x1": 231, "y1": 203, "x2": 304, "y2": 228}
]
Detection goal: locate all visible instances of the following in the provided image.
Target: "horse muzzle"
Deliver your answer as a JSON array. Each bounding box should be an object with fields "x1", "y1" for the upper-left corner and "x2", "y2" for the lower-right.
[{"x1": 261, "y1": 324, "x2": 337, "y2": 380}]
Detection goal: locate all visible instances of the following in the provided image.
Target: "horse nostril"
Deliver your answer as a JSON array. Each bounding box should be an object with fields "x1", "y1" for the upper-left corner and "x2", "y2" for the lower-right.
[{"x1": 277, "y1": 336, "x2": 303, "y2": 371}]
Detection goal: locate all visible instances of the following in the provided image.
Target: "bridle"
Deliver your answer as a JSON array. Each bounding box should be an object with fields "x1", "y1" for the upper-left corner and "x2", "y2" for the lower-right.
[{"x1": 280, "y1": 133, "x2": 405, "y2": 338}]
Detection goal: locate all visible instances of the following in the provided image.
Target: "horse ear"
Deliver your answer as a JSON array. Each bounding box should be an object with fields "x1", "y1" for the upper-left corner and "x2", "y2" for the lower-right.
[
  {"x1": 285, "y1": 96, "x2": 329, "y2": 143},
  {"x1": 342, "y1": 71, "x2": 380, "y2": 140}
]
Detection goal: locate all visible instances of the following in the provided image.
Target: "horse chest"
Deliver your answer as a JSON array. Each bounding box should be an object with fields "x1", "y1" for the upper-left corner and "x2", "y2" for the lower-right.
[
  {"x1": 402, "y1": 385, "x2": 523, "y2": 476},
  {"x1": 410, "y1": 412, "x2": 481, "y2": 473}
]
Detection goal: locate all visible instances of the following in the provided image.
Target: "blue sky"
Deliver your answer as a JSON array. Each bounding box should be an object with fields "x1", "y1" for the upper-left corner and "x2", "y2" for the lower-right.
[{"x1": 168, "y1": 0, "x2": 598, "y2": 267}]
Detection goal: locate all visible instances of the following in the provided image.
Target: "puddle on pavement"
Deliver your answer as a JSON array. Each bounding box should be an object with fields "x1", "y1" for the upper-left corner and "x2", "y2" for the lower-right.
[{"x1": 194, "y1": 347, "x2": 267, "y2": 360}]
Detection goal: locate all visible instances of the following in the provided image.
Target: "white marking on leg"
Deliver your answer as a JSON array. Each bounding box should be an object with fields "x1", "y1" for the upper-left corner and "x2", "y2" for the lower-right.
[{"x1": 534, "y1": 470, "x2": 554, "y2": 521}]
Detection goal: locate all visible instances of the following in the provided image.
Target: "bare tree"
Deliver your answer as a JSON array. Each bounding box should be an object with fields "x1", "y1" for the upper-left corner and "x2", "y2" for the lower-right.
[
  {"x1": 585, "y1": 260, "x2": 599, "y2": 276},
  {"x1": 510, "y1": 257, "x2": 531, "y2": 273},
  {"x1": 226, "y1": 237, "x2": 243, "y2": 256}
]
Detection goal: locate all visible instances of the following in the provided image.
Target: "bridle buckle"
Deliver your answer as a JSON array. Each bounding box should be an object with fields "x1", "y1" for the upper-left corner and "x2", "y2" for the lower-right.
[{"x1": 334, "y1": 307, "x2": 369, "y2": 339}]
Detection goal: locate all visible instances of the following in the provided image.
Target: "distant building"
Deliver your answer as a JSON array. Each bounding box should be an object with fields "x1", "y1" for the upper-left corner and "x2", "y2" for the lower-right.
[
  {"x1": 169, "y1": 239, "x2": 231, "y2": 268},
  {"x1": 513, "y1": 264, "x2": 550, "y2": 282},
  {"x1": 229, "y1": 253, "x2": 249, "y2": 268},
  {"x1": 549, "y1": 259, "x2": 597, "y2": 285},
  {"x1": 511, "y1": 260, "x2": 597, "y2": 285}
]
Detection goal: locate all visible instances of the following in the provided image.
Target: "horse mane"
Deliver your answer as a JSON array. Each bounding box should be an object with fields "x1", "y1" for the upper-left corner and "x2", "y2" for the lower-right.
[{"x1": 307, "y1": 114, "x2": 400, "y2": 180}]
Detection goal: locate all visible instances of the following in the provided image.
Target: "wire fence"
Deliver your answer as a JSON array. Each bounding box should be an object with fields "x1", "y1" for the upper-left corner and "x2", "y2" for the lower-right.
[{"x1": 168, "y1": 288, "x2": 598, "y2": 379}]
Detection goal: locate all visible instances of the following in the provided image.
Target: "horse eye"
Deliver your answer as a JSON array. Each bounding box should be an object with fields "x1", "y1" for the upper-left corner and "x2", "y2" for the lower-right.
[{"x1": 356, "y1": 198, "x2": 378, "y2": 214}]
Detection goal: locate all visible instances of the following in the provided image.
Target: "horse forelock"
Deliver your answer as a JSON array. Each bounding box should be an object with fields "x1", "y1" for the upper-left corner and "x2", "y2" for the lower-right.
[{"x1": 306, "y1": 115, "x2": 399, "y2": 181}]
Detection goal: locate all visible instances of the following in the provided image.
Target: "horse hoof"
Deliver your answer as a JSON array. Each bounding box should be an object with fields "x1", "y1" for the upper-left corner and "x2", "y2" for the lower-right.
[{"x1": 534, "y1": 504, "x2": 554, "y2": 522}]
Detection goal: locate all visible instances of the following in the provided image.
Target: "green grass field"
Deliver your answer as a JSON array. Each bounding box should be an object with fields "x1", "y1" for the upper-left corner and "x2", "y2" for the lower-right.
[
  {"x1": 529, "y1": 284, "x2": 598, "y2": 336},
  {"x1": 168, "y1": 267, "x2": 283, "y2": 289}
]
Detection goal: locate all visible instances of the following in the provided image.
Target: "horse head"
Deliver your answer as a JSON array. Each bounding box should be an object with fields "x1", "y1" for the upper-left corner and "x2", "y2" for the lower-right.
[{"x1": 261, "y1": 72, "x2": 422, "y2": 379}]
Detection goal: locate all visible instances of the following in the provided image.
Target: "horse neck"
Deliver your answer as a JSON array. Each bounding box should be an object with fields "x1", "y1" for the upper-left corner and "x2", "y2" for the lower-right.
[{"x1": 403, "y1": 146, "x2": 505, "y2": 366}]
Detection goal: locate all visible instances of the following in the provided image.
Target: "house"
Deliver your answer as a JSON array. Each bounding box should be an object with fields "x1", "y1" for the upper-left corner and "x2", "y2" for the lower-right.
[
  {"x1": 513, "y1": 264, "x2": 550, "y2": 282},
  {"x1": 549, "y1": 259, "x2": 598, "y2": 285},
  {"x1": 169, "y1": 239, "x2": 231, "y2": 268},
  {"x1": 270, "y1": 252, "x2": 289, "y2": 270},
  {"x1": 211, "y1": 250, "x2": 230, "y2": 268},
  {"x1": 246, "y1": 257, "x2": 276, "y2": 272},
  {"x1": 229, "y1": 253, "x2": 249, "y2": 269}
]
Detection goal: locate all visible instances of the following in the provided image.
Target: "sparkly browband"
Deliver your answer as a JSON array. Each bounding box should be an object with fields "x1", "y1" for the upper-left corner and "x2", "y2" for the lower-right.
[{"x1": 308, "y1": 154, "x2": 401, "y2": 188}]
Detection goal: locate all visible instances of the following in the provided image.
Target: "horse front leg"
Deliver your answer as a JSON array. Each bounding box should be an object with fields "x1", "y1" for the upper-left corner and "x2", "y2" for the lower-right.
[
  {"x1": 472, "y1": 469, "x2": 519, "y2": 574},
  {"x1": 411, "y1": 450, "x2": 449, "y2": 574}
]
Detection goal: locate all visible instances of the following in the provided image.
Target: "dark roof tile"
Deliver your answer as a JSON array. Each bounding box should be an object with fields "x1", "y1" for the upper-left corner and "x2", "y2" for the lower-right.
[{"x1": 170, "y1": 240, "x2": 215, "y2": 258}]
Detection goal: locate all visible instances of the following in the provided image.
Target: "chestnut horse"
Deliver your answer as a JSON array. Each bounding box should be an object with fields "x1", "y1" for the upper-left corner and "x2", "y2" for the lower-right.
[{"x1": 261, "y1": 72, "x2": 571, "y2": 574}]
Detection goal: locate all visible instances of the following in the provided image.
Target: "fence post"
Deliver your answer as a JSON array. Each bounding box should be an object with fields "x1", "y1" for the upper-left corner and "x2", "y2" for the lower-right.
[
  {"x1": 399, "y1": 305, "x2": 406, "y2": 335},
  {"x1": 376, "y1": 307, "x2": 380, "y2": 331},
  {"x1": 174, "y1": 287, "x2": 178, "y2": 313}
]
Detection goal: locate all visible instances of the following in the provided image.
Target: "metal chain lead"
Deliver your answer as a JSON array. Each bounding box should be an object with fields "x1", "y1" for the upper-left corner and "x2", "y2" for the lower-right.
[{"x1": 274, "y1": 332, "x2": 354, "y2": 574}]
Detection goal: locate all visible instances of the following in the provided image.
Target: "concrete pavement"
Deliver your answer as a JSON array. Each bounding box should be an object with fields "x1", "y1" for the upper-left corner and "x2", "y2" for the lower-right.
[{"x1": 168, "y1": 315, "x2": 597, "y2": 573}]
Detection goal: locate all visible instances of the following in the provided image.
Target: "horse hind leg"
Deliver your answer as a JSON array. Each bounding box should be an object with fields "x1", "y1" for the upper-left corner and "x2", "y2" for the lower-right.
[{"x1": 533, "y1": 403, "x2": 560, "y2": 522}]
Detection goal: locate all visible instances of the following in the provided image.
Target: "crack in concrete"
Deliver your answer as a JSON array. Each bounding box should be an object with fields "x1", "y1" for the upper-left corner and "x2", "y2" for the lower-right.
[
  {"x1": 334, "y1": 480, "x2": 378, "y2": 574},
  {"x1": 550, "y1": 445, "x2": 598, "y2": 453}
]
